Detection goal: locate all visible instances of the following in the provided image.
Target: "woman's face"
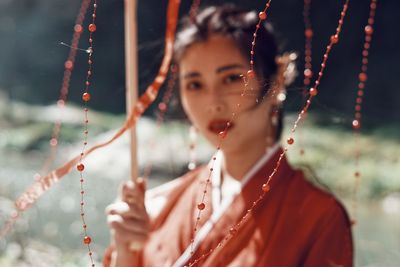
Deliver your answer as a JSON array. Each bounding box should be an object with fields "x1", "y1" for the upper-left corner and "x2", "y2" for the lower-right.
[{"x1": 179, "y1": 35, "x2": 276, "y2": 153}]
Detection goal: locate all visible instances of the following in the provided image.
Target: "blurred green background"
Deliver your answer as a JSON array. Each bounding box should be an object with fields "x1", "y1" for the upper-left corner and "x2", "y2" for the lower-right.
[{"x1": 0, "y1": 0, "x2": 399, "y2": 266}]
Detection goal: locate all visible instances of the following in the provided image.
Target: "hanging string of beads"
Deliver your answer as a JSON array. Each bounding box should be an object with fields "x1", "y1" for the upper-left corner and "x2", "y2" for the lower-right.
[
  {"x1": 76, "y1": 0, "x2": 98, "y2": 266},
  {"x1": 38, "y1": 0, "x2": 91, "y2": 178},
  {"x1": 142, "y1": 65, "x2": 178, "y2": 179},
  {"x1": 187, "y1": 0, "x2": 350, "y2": 265},
  {"x1": 188, "y1": 2, "x2": 275, "y2": 257},
  {"x1": 189, "y1": 0, "x2": 202, "y2": 22},
  {"x1": 350, "y1": 0, "x2": 377, "y2": 226},
  {"x1": 0, "y1": 0, "x2": 92, "y2": 242},
  {"x1": 298, "y1": 0, "x2": 313, "y2": 156}
]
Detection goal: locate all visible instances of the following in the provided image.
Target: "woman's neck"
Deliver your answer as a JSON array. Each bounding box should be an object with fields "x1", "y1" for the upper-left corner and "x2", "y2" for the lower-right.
[{"x1": 221, "y1": 141, "x2": 274, "y2": 181}]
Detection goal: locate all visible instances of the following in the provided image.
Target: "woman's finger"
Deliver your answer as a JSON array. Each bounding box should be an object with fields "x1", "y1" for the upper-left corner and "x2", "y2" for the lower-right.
[
  {"x1": 121, "y1": 178, "x2": 146, "y2": 205},
  {"x1": 107, "y1": 214, "x2": 149, "y2": 233},
  {"x1": 105, "y1": 202, "x2": 146, "y2": 221},
  {"x1": 107, "y1": 215, "x2": 148, "y2": 244}
]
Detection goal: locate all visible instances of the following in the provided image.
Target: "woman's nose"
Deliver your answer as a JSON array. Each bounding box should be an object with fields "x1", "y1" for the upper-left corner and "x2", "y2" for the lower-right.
[{"x1": 207, "y1": 93, "x2": 225, "y2": 114}]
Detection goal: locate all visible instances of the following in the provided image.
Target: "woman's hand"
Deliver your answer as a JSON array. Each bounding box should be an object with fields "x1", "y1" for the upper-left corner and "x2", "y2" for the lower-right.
[{"x1": 106, "y1": 178, "x2": 150, "y2": 266}]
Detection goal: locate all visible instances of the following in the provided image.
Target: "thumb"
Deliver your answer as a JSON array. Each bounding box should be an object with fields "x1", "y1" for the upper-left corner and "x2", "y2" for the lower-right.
[{"x1": 135, "y1": 177, "x2": 147, "y2": 195}]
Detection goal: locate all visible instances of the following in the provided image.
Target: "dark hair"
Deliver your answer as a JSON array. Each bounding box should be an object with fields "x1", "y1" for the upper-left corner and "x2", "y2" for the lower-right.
[{"x1": 173, "y1": 4, "x2": 284, "y2": 141}]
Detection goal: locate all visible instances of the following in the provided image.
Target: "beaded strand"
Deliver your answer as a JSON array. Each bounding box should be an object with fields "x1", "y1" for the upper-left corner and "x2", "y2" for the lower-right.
[
  {"x1": 75, "y1": 0, "x2": 98, "y2": 266},
  {"x1": 142, "y1": 65, "x2": 178, "y2": 179},
  {"x1": 189, "y1": 0, "x2": 275, "y2": 259},
  {"x1": 38, "y1": 0, "x2": 91, "y2": 178},
  {"x1": 298, "y1": 0, "x2": 313, "y2": 156},
  {"x1": 350, "y1": 0, "x2": 377, "y2": 226}
]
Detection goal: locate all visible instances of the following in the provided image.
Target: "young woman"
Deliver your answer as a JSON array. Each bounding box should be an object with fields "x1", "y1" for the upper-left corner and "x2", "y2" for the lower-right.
[{"x1": 104, "y1": 5, "x2": 353, "y2": 267}]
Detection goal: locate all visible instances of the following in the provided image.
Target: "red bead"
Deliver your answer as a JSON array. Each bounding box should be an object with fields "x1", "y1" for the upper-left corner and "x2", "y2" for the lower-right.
[
  {"x1": 259, "y1": 11, "x2": 267, "y2": 20},
  {"x1": 287, "y1": 137, "x2": 294, "y2": 145},
  {"x1": 330, "y1": 35, "x2": 339, "y2": 44},
  {"x1": 83, "y1": 236, "x2": 92, "y2": 245},
  {"x1": 50, "y1": 138, "x2": 58, "y2": 146},
  {"x1": 359, "y1": 73, "x2": 367, "y2": 82},
  {"x1": 64, "y1": 60, "x2": 74, "y2": 70},
  {"x1": 219, "y1": 130, "x2": 227, "y2": 139},
  {"x1": 229, "y1": 227, "x2": 237, "y2": 235},
  {"x1": 309, "y1": 87, "x2": 318, "y2": 96},
  {"x1": 247, "y1": 70, "x2": 255, "y2": 79},
  {"x1": 304, "y1": 69, "x2": 312, "y2": 79},
  {"x1": 352, "y1": 120, "x2": 361, "y2": 129},
  {"x1": 74, "y1": 24, "x2": 83, "y2": 33},
  {"x1": 158, "y1": 102, "x2": 167, "y2": 112},
  {"x1": 82, "y1": 92, "x2": 91, "y2": 102},
  {"x1": 365, "y1": 25, "x2": 373, "y2": 35},
  {"x1": 88, "y1": 24, "x2": 97, "y2": 32},
  {"x1": 262, "y1": 183, "x2": 270, "y2": 192},
  {"x1": 77, "y1": 163, "x2": 85, "y2": 172},
  {"x1": 197, "y1": 203, "x2": 205, "y2": 210},
  {"x1": 305, "y1": 29, "x2": 313, "y2": 38}
]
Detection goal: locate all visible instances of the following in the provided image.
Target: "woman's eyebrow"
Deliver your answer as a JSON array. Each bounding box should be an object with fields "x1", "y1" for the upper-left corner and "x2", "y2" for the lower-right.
[
  {"x1": 183, "y1": 72, "x2": 201, "y2": 79},
  {"x1": 216, "y1": 64, "x2": 246, "y2": 73}
]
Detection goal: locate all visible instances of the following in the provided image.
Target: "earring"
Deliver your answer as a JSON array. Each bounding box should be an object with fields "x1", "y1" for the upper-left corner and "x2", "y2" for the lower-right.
[
  {"x1": 265, "y1": 107, "x2": 278, "y2": 152},
  {"x1": 188, "y1": 125, "x2": 197, "y2": 170},
  {"x1": 271, "y1": 106, "x2": 280, "y2": 127}
]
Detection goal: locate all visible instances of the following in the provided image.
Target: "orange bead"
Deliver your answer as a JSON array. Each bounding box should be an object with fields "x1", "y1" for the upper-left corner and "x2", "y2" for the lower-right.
[
  {"x1": 229, "y1": 227, "x2": 237, "y2": 235},
  {"x1": 330, "y1": 34, "x2": 339, "y2": 44},
  {"x1": 352, "y1": 119, "x2": 361, "y2": 129},
  {"x1": 309, "y1": 87, "x2": 318, "y2": 96},
  {"x1": 83, "y1": 236, "x2": 92, "y2": 245},
  {"x1": 77, "y1": 163, "x2": 85, "y2": 172},
  {"x1": 259, "y1": 11, "x2": 267, "y2": 20},
  {"x1": 305, "y1": 29, "x2": 313, "y2": 38},
  {"x1": 304, "y1": 69, "x2": 313, "y2": 79},
  {"x1": 262, "y1": 183, "x2": 270, "y2": 192},
  {"x1": 64, "y1": 60, "x2": 74, "y2": 70},
  {"x1": 364, "y1": 25, "x2": 373, "y2": 35},
  {"x1": 88, "y1": 24, "x2": 97, "y2": 32},
  {"x1": 247, "y1": 69, "x2": 255, "y2": 79},
  {"x1": 197, "y1": 203, "x2": 205, "y2": 210},
  {"x1": 82, "y1": 92, "x2": 91, "y2": 102},
  {"x1": 74, "y1": 24, "x2": 83, "y2": 33},
  {"x1": 219, "y1": 130, "x2": 227, "y2": 139},
  {"x1": 158, "y1": 102, "x2": 167, "y2": 112},
  {"x1": 359, "y1": 73, "x2": 367, "y2": 82}
]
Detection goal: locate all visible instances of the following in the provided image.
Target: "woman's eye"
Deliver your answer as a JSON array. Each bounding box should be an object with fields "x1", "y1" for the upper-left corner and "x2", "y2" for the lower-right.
[
  {"x1": 224, "y1": 74, "x2": 242, "y2": 84},
  {"x1": 186, "y1": 81, "x2": 202, "y2": 91}
]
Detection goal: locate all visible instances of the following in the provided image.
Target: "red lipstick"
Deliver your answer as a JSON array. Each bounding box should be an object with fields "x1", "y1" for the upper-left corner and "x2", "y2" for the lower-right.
[{"x1": 208, "y1": 119, "x2": 234, "y2": 135}]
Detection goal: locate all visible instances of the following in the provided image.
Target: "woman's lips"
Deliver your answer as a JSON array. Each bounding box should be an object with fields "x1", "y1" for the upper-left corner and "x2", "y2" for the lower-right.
[{"x1": 208, "y1": 119, "x2": 234, "y2": 135}]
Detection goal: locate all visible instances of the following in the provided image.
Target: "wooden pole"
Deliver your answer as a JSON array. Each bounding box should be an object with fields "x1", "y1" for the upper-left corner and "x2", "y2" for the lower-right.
[{"x1": 124, "y1": 0, "x2": 139, "y2": 182}]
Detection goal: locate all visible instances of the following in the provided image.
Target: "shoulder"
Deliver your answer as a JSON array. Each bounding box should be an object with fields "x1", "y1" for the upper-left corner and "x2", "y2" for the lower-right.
[{"x1": 289, "y1": 170, "x2": 351, "y2": 228}]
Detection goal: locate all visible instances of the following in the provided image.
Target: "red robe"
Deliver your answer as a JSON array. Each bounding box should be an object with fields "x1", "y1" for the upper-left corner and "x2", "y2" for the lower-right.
[{"x1": 104, "y1": 149, "x2": 353, "y2": 267}]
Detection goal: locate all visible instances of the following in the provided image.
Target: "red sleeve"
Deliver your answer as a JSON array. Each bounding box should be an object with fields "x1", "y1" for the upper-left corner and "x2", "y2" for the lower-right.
[{"x1": 303, "y1": 203, "x2": 354, "y2": 267}]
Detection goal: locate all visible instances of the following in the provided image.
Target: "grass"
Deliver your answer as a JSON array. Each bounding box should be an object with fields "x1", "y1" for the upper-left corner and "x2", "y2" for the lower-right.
[{"x1": 0, "y1": 101, "x2": 399, "y2": 266}]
